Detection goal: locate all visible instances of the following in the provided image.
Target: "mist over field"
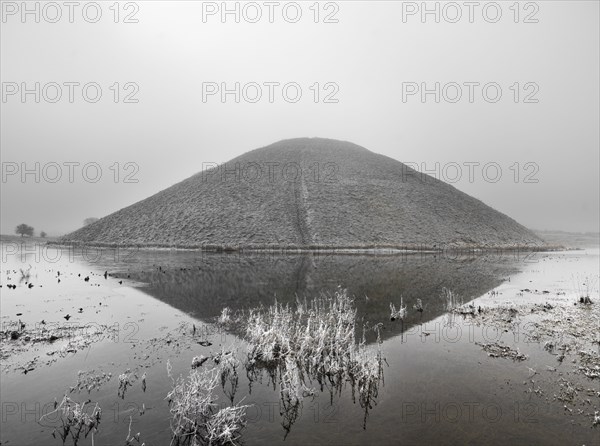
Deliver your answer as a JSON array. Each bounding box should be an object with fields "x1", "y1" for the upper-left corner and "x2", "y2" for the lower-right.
[{"x1": 1, "y1": 1, "x2": 599, "y2": 236}]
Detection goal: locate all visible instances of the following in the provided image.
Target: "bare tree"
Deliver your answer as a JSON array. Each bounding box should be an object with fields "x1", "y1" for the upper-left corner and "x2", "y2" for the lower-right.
[{"x1": 16, "y1": 224, "x2": 34, "y2": 237}]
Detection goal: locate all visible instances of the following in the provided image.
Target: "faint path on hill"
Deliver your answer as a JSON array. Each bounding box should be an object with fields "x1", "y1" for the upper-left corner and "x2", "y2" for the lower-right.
[{"x1": 287, "y1": 173, "x2": 312, "y2": 246}]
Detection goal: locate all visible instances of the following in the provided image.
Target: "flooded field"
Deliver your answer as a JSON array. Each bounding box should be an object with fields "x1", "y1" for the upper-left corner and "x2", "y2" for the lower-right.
[{"x1": 1, "y1": 240, "x2": 599, "y2": 445}]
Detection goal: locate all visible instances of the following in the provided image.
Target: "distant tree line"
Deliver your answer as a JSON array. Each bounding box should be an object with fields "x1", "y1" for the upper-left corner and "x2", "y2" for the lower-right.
[
  {"x1": 13, "y1": 217, "x2": 99, "y2": 238},
  {"x1": 15, "y1": 224, "x2": 47, "y2": 238}
]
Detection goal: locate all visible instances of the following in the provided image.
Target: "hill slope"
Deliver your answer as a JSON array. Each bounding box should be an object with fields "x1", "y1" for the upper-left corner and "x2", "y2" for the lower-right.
[{"x1": 61, "y1": 138, "x2": 545, "y2": 249}]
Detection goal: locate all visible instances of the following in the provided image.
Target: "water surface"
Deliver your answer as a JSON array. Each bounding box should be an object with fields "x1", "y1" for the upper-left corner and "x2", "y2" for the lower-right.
[{"x1": 1, "y1": 241, "x2": 598, "y2": 445}]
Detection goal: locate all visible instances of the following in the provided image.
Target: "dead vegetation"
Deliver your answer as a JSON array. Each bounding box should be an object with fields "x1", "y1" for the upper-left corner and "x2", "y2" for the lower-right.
[
  {"x1": 71, "y1": 370, "x2": 113, "y2": 393},
  {"x1": 475, "y1": 341, "x2": 527, "y2": 361},
  {"x1": 39, "y1": 395, "x2": 102, "y2": 446},
  {"x1": 0, "y1": 320, "x2": 119, "y2": 373},
  {"x1": 389, "y1": 298, "x2": 406, "y2": 321},
  {"x1": 443, "y1": 279, "x2": 600, "y2": 428},
  {"x1": 166, "y1": 359, "x2": 249, "y2": 446},
  {"x1": 242, "y1": 287, "x2": 384, "y2": 432}
]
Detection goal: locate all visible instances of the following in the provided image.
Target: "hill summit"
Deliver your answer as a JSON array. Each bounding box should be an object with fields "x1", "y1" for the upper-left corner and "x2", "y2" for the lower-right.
[{"x1": 62, "y1": 138, "x2": 545, "y2": 249}]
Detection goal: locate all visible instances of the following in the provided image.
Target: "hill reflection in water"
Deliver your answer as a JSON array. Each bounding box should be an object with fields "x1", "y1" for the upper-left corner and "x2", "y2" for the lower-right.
[{"x1": 111, "y1": 250, "x2": 524, "y2": 342}]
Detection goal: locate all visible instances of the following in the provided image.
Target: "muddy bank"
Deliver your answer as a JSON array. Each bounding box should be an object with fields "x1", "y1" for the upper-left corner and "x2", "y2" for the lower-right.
[{"x1": 451, "y1": 293, "x2": 599, "y2": 428}]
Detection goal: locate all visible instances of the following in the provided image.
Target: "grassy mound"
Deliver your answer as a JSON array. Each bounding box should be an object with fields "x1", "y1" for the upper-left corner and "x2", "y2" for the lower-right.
[{"x1": 60, "y1": 137, "x2": 545, "y2": 249}]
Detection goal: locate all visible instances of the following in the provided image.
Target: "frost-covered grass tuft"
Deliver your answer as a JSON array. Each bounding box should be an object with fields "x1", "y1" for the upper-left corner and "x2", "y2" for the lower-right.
[
  {"x1": 390, "y1": 297, "x2": 407, "y2": 321},
  {"x1": 442, "y1": 287, "x2": 463, "y2": 312},
  {"x1": 166, "y1": 360, "x2": 249, "y2": 446},
  {"x1": 573, "y1": 273, "x2": 598, "y2": 305},
  {"x1": 39, "y1": 394, "x2": 101, "y2": 445},
  {"x1": 242, "y1": 287, "x2": 384, "y2": 430},
  {"x1": 217, "y1": 307, "x2": 232, "y2": 325}
]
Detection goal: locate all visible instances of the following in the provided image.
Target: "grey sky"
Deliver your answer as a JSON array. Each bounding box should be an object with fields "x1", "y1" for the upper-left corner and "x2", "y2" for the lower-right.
[{"x1": 1, "y1": 1, "x2": 598, "y2": 236}]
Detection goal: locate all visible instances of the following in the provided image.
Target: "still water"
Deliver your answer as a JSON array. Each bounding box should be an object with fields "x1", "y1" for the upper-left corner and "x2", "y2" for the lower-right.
[{"x1": 1, "y1": 240, "x2": 598, "y2": 445}]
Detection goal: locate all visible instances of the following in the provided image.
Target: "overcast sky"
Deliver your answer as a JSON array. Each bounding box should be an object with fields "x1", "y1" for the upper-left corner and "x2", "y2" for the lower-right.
[{"x1": 1, "y1": 1, "x2": 598, "y2": 236}]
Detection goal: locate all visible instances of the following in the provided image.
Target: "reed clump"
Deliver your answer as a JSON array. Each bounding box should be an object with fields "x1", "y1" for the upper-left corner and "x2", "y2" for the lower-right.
[
  {"x1": 573, "y1": 273, "x2": 598, "y2": 305},
  {"x1": 243, "y1": 287, "x2": 384, "y2": 430},
  {"x1": 441, "y1": 287, "x2": 479, "y2": 315},
  {"x1": 39, "y1": 395, "x2": 101, "y2": 445},
  {"x1": 166, "y1": 359, "x2": 249, "y2": 446},
  {"x1": 389, "y1": 298, "x2": 406, "y2": 321}
]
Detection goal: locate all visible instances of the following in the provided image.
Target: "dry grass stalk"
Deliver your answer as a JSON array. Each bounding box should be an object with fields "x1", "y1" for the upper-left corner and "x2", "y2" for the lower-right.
[
  {"x1": 39, "y1": 394, "x2": 101, "y2": 445},
  {"x1": 242, "y1": 287, "x2": 384, "y2": 431},
  {"x1": 166, "y1": 360, "x2": 249, "y2": 446}
]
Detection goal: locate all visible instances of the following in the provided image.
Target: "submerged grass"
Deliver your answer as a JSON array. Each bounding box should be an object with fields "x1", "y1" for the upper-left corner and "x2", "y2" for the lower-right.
[
  {"x1": 442, "y1": 287, "x2": 463, "y2": 312},
  {"x1": 242, "y1": 287, "x2": 384, "y2": 431},
  {"x1": 573, "y1": 273, "x2": 598, "y2": 304},
  {"x1": 39, "y1": 395, "x2": 101, "y2": 446},
  {"x1": 166, "y1": 356, "x2": 249, "y2": 446},
  {"x1": 389, "y1": 298, "x2": 406, "y2": 321}
]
